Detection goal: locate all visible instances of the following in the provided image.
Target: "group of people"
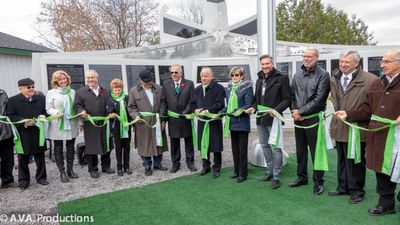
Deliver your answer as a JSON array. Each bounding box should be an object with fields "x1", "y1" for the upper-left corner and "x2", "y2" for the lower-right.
[{"x1": 0, "y1": 49, "x2": 399, "y2": 217}]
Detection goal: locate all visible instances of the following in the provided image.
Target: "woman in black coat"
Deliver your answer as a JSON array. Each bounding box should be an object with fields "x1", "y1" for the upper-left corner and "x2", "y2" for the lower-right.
[{"x1": 107, "y1": 79, "x2": 132, "y2": 176}]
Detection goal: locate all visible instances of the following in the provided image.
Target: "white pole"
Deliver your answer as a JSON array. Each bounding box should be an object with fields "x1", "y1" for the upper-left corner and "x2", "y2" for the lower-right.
[{"x1": 257, "y1": 0, "x2": 276, "y2": 59}]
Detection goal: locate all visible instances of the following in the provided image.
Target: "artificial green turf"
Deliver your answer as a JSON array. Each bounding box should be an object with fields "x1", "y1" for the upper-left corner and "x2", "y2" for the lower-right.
[{"x1": 58, "y1": 151, "x2": 399, "y2": 225}]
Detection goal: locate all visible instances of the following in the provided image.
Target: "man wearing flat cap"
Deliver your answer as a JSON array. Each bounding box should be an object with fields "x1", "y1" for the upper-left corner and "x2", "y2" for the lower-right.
[
  {"x1": 7, "y1": 78, "x2": 48, "y2": 190},
  {"x1": 128, "y1": 70, "x2": 168, "y2": 176}
]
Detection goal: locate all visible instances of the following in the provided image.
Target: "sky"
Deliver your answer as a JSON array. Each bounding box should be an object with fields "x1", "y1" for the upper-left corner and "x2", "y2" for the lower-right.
[{"x1": 1, "y1": 0, "x2": 399, "y2": 46}]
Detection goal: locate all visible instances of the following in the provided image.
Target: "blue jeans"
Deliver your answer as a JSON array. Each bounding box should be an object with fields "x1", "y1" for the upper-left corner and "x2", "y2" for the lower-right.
[{"x1": 257, "y1": 125, "x2": 283, "y2": 180}]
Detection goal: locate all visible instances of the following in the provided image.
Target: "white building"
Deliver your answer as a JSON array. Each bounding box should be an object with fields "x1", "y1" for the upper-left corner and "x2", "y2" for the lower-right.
[
  {"x1": 0, "y1": 32, "x2": 55, "y2": 96},
  {"x1": 31, "y1": 0, "x2": 399, "y2": 95}
]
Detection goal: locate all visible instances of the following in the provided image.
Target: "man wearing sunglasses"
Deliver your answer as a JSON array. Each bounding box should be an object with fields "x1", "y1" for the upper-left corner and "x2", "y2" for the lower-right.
[
  {"x1": 7, "y1": 78, "x2": 48, "y2": 190},
  {"x1": 163, "y1": 64, "x2": 197, "y2": 173}
]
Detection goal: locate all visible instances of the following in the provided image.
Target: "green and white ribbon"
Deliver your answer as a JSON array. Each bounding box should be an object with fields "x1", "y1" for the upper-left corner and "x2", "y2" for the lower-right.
[
  {"x1": 304, "y1": 112, "x2": 330, "y2": 171},
  {"x1": 85, "y1": 115, "x2": 110, "y2": 153},
  {"x1": 0, "y1": 116, "x2": 24, "y2": 154},
  {"x1": 35, "y1": 114, "x2": 61, "y2": 147},
  {"x1": 371, "y1": 115, "x2": 399, "y2": 178},
  {"x1": 347, "y1": 123, "x2": 362, "y2": 163},
  {"x1": 196, "y1": 111, "x2": 223, "y2": 159},
  {"x1": 256, "y1": 105, "x2": 282, "y2": 149},
  {"x1": 139, "y1": 112, "x2": 163, "y2": 147},
  {"x1": 167, "y1": 110, "x2": 198, "y2": 149}
]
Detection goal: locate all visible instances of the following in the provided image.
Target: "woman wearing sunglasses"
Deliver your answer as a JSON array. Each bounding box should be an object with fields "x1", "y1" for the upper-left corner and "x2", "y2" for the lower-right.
[{"x1": 223, "y1": 67, "x2": 254, "y2": 183}]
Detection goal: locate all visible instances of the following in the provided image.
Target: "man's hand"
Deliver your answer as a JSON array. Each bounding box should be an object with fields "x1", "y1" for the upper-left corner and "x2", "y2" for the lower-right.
[
  {"x1": 335, "y1": 111, "x2": 347, "y2": 119},
  {"x1": 24, "y1": 119, "x2": 34, "y2": 127},
  {"x1": 246, "y1": 107, "x2": 255, "y2": 115},
  {"x1": 291, "y1": 109, "x2": 301, "y2": 121},
  {"x1": 80, "y1": 111, "x2": 89, "y2": 119},
  {"x1": 195, "y1": 108, "x2": 203, "y2": 114},
  {"x1": 396, "y1": 115, "x2": 400, "y2": 125},
  {"x1": 109, "y1": 113, "x2": 117, "y2": 119}
]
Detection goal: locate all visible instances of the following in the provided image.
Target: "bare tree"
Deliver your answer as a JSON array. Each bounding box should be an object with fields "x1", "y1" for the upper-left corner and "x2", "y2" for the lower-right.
[
  {"x1": 37, "y1": 0, "x2": 160, "y2": 52},
  {"x1": 177, "y1": 0, "x2": 205, "y2": 24}
]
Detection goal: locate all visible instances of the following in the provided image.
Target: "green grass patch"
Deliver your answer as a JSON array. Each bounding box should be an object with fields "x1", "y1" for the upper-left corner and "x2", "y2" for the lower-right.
[{"x1": 58, "y1": 151, "x2": 399, "y2": 225}]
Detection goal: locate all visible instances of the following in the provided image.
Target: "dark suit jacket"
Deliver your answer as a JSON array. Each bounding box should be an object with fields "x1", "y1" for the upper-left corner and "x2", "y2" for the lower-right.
[{"x1": 163, "y1": 78, "x2": 194, "y2": 138}]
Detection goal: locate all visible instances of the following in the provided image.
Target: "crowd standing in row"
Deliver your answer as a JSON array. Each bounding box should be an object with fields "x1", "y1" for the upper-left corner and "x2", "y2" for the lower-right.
[{"x1": 0, "y1": 49, "x2": 399, "y2": 216}]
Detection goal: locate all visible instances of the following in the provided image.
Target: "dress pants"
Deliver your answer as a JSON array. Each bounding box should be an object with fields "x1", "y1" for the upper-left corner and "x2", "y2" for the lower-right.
[
  {"x1": 376, "y1": 173, "x2": 397, "y2": 208},
  {"x1": 111, "y1": 129, "x2": 131, "y2": 171},
  {"x1": 231, "y1": 131, "x2": 248, "y2": 178},
  {"x1": 0, "y1": 137, "x2": 15, "y2": 184},
  {"x1": 294, "y1": 116, "x2": 324, "y2": 186},
  {"x1": 86, "y1": 151, "x2": 112, "y2": 173},
  {"x1": 18, "y1": 153, "x2": 47, "y2": 185},
  {"x1": 335, "y1": 141, "x2": 366, "y2": 197},
  {"x1": 202, "y1": 152, "x2": 222, "y2": 172},
  {"x1": 170, "y1": 136, "x2": 195, "y2": 169}
]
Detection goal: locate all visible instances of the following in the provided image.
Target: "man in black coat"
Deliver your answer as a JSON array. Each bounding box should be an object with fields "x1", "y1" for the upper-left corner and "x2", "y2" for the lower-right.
[
  {"x1": 163, "y1": 64, "x2": 197, "y2": 173},
  {"x1": 247, "y1": 54, "x2": 291, "y2": 189},
  {"x1": 0, "y1": 89, "x2": 18, "y2": 188},
  {"x1": 290, "y1": 48, "x2": 331, "y2": 195},
  {"x1": 7, "y1": 78, "x2": 48, "y2": 190},
  {"x1": 74, "y1": 70, "x2": 114, "y2": 178},
  {"x1": 191, "y1": 67, "x2": 225, "y2": 178}
]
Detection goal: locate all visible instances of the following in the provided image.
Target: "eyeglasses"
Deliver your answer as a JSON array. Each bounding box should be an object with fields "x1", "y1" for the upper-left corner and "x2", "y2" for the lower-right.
[
  {"x1": 27, "y1": 86, "x2": 35, "y2": 89},
  {"x1": 171, "y1": 71, "x2": 179, "y2": 74},
  {"x1": 380, "y1": 59, "x2": 400, "y2": 65},
  {"x1": 231, "y1": 73, "x2": 241, "y2": 77}
]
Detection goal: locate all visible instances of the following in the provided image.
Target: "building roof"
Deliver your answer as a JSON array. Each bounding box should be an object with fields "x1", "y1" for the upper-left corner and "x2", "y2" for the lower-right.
[{"x1": 0, "y1": 32, "x2": 56, "y2": 55}]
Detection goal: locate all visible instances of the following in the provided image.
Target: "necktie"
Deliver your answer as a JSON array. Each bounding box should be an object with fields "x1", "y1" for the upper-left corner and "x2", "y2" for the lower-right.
[
  {"x1": 175, "y1": 83, "x2": 179, "y2": 93},
  {"x1": 343, "y1": 76, "x2": 349, "y2": 91}
]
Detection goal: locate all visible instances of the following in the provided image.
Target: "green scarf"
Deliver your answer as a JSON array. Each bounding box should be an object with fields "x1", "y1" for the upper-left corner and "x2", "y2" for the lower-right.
[
  {"x1": 202, "y1": 84, "x2": 208, "y2": 97},
  {"x1": 112, "y1": 92, "x2": 129, "y2": 139},
  {"x1": 223, "y1": 82, "x2": 240, "y2": 137},
  {"x1": 59, "y1": 86, "x2": 76, "y2": 131}
]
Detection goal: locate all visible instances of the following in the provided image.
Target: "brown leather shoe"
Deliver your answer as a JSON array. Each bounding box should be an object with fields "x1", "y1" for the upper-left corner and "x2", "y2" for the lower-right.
[{"x1": 1, "y1": 181, "x2": 19, "y2": 188}]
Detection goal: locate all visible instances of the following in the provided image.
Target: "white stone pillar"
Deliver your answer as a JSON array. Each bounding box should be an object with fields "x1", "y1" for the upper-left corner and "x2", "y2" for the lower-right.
[{"x1": 257, "y1": 0, "x2": 276, "y2": 59}]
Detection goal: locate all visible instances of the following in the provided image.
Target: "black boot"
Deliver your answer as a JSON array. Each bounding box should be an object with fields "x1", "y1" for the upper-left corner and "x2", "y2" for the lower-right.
[
  {"x1": 54, "y1": 142, "x2": 69, "y2": 183},
  {"x1": 66, "y1": 144, "x2": 79, "y2": 179},
  {"x1": 60, "y1": 170, "x2": 69, "y2": 183}
]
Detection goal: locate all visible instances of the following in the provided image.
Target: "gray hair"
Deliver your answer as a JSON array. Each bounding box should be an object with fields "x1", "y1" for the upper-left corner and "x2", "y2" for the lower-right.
[
  {"x1": 386, "y1": 50, "x2": 400, "y2": 61},
  {"x1": 169, "y1": 64, "x2": 183, "y2": 73},
  {"x1": 85, "y1": 70, "x2": 99, "y2": 77},
  {"x1": 340, "y1": 50, "x2": 361, "y2": 64},
  {"x1": 200, "y1": 67, "x2": 213, "y2": 77},
  {"x1": 305, "y1": 48, "x2": 320, "y2": 57}
]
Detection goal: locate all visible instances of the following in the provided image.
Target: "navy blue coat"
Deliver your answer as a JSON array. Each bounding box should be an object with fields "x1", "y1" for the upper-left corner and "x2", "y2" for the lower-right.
[
  {"x1": 224, "y1": 80, "x2": 254, "y2": 133},
  {"x1": 191, "y1": 80, "x2": 225, "y2": 152}
]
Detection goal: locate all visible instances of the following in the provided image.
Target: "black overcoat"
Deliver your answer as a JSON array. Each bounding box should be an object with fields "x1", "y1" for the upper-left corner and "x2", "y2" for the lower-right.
[
  {"x1": 74, "y1": 86, "x2": 110, "y2": 155},
  {"x1": 7, "y1": 93, "x2": 47, "y2": 154},
  {"x1": 191, "y1": 80, "x2": 225, "y2": 152}
]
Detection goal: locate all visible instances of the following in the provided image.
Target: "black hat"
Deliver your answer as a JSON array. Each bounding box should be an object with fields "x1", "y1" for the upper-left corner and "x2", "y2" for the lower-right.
[
  {"x1": 18, "y1": 78, "x2": 35, "y2": 87},
  {"x1": 139, "y1": 70, "x2": 153, "y2": 82}
]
